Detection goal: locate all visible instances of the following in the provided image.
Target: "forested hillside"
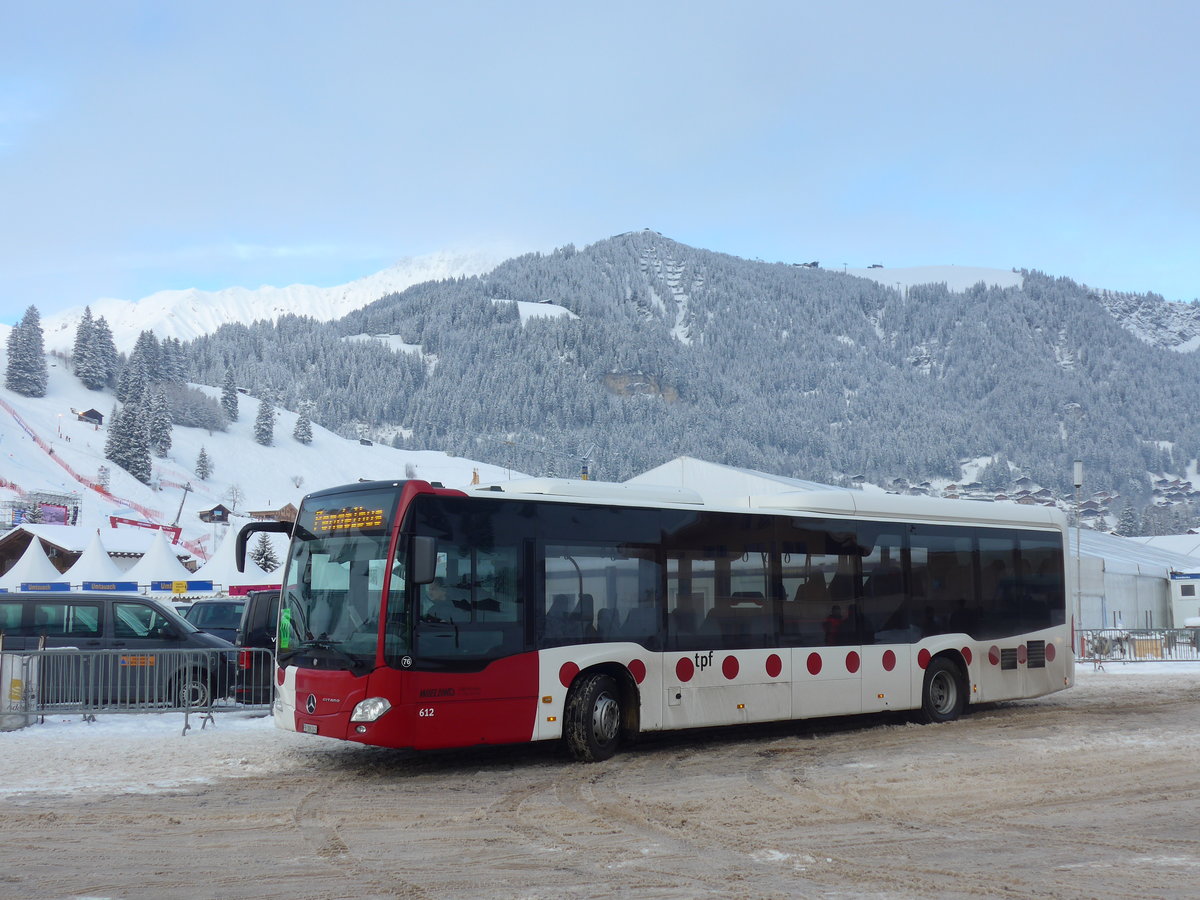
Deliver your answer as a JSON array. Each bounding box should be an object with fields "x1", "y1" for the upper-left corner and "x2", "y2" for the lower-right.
[{"x1": 186, "y1": 231, "x2": 1200, "y2": 500}]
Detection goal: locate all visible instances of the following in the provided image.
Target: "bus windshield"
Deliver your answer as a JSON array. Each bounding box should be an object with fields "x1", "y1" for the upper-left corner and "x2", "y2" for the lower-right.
[{"x1": 277, "y1": 487, "x2": 403, "y2": 670}]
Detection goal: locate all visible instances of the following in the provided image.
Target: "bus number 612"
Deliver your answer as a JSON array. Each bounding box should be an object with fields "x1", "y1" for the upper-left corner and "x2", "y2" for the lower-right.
[{"x1": 419, "y1": 708, "x2": 435, "y2": 717}]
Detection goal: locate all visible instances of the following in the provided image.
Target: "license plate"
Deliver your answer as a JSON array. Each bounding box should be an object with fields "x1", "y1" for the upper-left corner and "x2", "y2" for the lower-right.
[{"x1": 302, "y1": 723, "x2": 318, "y2": 734}]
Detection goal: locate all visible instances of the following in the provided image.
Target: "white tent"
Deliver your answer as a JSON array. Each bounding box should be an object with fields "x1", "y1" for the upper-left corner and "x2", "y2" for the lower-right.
[
  {"x1": 627, "y1": 455, "x2": 848, "y2": 504},
  {"x1": 0, "y1": 536, "x2": 66, "y2": 590},
  {"x1": 63, "y1": 530, "x2": 129, "y2": 587},
  {"x1": 122, "y1": 530, "x2": 193, "y2": 591},
  {"x1": 190, "y1": 527, "x2": 272, "y2": 594}
]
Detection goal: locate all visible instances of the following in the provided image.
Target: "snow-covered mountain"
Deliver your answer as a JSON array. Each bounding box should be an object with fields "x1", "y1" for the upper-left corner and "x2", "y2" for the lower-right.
[{"x1": 36, "y1": 250, "x2": 500, "y2": 354}]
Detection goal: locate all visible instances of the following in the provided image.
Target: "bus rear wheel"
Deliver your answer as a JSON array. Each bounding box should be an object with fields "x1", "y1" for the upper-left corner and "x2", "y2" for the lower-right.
[
  {"x1": 917, "y1": 657, "x2": 966, "y2": 724},
  {"x1": 564, "y1": 673, "x2": 622, "y2": 762}
]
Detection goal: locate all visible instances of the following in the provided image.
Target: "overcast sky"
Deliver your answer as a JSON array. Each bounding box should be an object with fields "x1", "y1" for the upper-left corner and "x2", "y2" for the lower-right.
[{"x1": 2, "y1": 1, "x2": 1196, "y2": 324}]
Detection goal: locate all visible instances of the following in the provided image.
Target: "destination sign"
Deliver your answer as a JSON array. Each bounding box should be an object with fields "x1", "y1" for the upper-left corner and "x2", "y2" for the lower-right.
[{"x1": 312, "y1": 506, "x2": 386, "y2": 533}]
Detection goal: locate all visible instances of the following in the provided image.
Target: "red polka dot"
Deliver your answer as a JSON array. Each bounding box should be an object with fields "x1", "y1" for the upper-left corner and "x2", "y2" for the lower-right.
[
  {"x1": 276, "y1": 667, "x2": 286, "y2": 685},
  {"x1": 845, "y1": 651, "x2": 860, "y2": 673},
  {"x1": 765, "y1": 654, "x2": 783, "y2": 678},
  {"x1": 882, "y1": 650, "x2": 897, "y2": 672},
  {"x1": 806, "y1": 652, "x2": 822, "y2": 675},
  {"x1": 988, "y1": 646, "x2": 1000, "y2": 666},
  {"x1": 558, "y1": 662, "x2": 579, "y2": 688},
  {"x1": 1045, "y1": 643, "x2": 1056, "y2": 662},
  {"x1": 1017, "y1": 644, "x2": 1028, "y2": 665},
  {"x1": 676, "y1": 657, "x2": 695, "y2": 682},
  {"x1": 628, "y1": 659, "x2": 647, "y2": 684},
  {"x1": 722, "y1": 655, "x2": 739, "y2": 679},
  {"x1": 961, "y1": 647, "x2": 973, "y2": 665},
  {"x1": 917, "y1": 649, "x2": 931, "y2": 669}
]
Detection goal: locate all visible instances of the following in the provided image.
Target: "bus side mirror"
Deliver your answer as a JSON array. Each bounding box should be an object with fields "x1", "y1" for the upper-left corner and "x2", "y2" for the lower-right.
[{"x1": 410, "y1": 536, "x2": 437, "y2": 585}]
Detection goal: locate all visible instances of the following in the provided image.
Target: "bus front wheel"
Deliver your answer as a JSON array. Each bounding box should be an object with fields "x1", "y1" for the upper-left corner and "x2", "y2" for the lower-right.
[
  {"x1": 564, "y1": 673, "x2": 622, "y2": 762},
  {"x1": 917, "y1": 657, "x2": 966, "y2": 724}
]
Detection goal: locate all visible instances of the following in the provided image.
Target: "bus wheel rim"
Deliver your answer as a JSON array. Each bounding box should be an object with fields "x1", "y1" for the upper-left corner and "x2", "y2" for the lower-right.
[
  {"x1": 592, "y1": 692, "x2": 620, "y2": 742},
  {"x1": 930, "y1": 671, "x2": 955, "y2": 713}
]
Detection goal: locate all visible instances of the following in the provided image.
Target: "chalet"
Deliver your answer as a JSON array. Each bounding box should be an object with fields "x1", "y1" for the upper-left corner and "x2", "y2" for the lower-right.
[
  {"x1": 76, "y1": 408, "x2": 103, "y2": 426},
  {"x1": 248, "y1": 502, "x2": 298, "y2": 524},
  {"x1": 198, "y1": 504, "x2": 232, "y2": 524}
]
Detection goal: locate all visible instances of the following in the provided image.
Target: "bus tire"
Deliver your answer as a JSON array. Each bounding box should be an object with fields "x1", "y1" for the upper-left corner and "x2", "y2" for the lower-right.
[
  {"x1": 564, "y1": 673, "x2": 622, "y2": 762},
  {"x1": 917, "y1": 657, "x2": 966, "y2": 724}
]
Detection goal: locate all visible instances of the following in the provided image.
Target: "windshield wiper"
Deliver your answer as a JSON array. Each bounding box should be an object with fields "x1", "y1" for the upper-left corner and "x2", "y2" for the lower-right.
[{"x1": 283, "y1": 638, "x2": 369, "y2": 670}]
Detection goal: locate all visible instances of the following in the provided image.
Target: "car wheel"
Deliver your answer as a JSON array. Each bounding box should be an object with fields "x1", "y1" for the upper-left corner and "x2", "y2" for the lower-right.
[{"x1": 174, "y1": 669, "x2": 213, "y2": 708}]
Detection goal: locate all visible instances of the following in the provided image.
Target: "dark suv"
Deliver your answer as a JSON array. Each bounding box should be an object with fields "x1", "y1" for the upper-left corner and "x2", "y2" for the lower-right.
[
  {"x1": 0, "y1": 592, "x2": 235, "y2": 707},
  {"x1": 183, "y1": 598, "x2": 246, "y2": 643},
  {"x1": 232, "y1": 590, "x2": 279, "y2": 705}
]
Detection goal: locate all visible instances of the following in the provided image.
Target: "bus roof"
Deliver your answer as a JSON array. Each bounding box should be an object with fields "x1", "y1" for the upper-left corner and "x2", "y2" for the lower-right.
[{"x1": 466, "y1": 478, "x2": 1067, "y2": 532}]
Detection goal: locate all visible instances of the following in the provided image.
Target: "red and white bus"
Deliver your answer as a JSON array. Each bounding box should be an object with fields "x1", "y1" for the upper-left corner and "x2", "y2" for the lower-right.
[{"x1": 238, "y1": 476, "x2": 1073, "y2": 761}]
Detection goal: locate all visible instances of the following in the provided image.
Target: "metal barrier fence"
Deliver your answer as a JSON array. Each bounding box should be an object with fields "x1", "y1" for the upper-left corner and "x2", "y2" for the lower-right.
[
  {"x1": 1078, "y1": 629, "x2": 1200, "y2": 664},
  {"x1": 1, "y1": 647, "x2": 275, "y2": 733}
]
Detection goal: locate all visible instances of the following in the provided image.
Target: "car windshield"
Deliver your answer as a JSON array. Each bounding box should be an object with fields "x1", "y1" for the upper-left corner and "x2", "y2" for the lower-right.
[
  {"x1": 276, "y1": 488, "x2": 404, "y2": 670},
  {"x1": 185, "y1": 602, "x2": 244, "y2": 629}
]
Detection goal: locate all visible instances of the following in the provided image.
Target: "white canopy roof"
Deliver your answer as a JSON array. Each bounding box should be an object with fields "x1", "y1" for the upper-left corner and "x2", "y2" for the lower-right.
[
  {"x1": 63, "y1": 530, "x2": 128, "y2": 584},
  {"x1": 123, "y1": 530, "x2": 193, "y2": 589},
  {"x1": 0, "y1": 537, "x2": 64, "y2": 589},
  {"x1": 191, "y1": 527, "x2": 271, "y2": 590}
]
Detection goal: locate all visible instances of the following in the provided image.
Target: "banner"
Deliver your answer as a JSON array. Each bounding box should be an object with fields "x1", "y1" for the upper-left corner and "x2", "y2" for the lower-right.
[
  {"x1": 150, "y1": 580, "x2": 215, "y2": 592},
  {"x1": 82, "y1": 581, "x2": 139, "y2": 591}
]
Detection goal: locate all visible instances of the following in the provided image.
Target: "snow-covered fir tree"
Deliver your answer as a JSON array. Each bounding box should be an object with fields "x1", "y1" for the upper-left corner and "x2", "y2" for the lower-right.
[
  {"x1": 254, "y1": 394, "x2": 276, "y2": 446},
  {"x1": 5, "y1": 305, "x2": 48, "y2": 398},
  {"x1": 104, "y1": 400, "x2": 152, "y2": 483},
  {"x1": 91, "y1": 316, "x2": 119, "y2": 388},
  {"x1": 293, "y1": 400, "x2": 313, "y2": 444},
  {"x1": 159, "y1": 337, "x2": 188, "y2": 385},
  {"x1": 221, "y1": 368, "x2": 239, "y2": 422},
  {"x1": 195, "y1": 446, "x2": 213, "y2": 480},
  {"x1": 148, "y1": 386, "x2": 173, "y2": 458},
  {"x1": 249, "y1": 532, "x2": 280, "y2": 572},
  {"x1": 1114, "y1": 503, "x2": 1140, "y2": 536},
  {"x1": 73, "y1": 306, "x2": 116, "y2": 391}
]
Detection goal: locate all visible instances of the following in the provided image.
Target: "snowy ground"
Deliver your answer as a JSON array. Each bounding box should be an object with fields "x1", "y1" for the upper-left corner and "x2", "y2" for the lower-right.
[
  {"x1": 0, "y1": 662, "x2": 1194, "y2": 797},
  {"x1": 2, "y1": 662, "x2": 1198, "y2": 899}
]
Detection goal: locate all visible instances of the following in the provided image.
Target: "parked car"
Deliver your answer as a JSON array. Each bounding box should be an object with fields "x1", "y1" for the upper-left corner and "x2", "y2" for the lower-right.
[
  {"x1": 183, "y1": 598, "x2": 246, "y2": 643},
  {"x1": 232, "y1": 590, "x2": 279, "y2": 705},
  {"x1": 0, "y1": 592, "x2": 235, "y2": 707}
]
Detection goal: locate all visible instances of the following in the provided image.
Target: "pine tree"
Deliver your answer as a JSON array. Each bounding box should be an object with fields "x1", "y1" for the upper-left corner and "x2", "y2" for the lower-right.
[
  {"x1": 249, "y1": 533, "x2": 280, "y2": 572},
  {"x1": 72, "y1": 306, "x2": 96, "y2": 379},
  {"x1": 104, "y1": 400, "x2": 152, "y2": 483},
  {"x1": 147, "y1": 386, "x2": 173, "y2": 457},
  {"x1": 254, "y1": 394, "x2": 276, "y2": 446},
  {"x1": 221, "y1": 368, "x2": 239, "y2": 422},
  {"x1": 1116, "y1": 503, "x2": 1140, "y2": 537},
  {"x1": 5, "y1": 305, "x2": 48, "y2": 397},
  {"x1": 92, "y1": 316, "x2": 119, "y2": 388},
  {"x1": 293, "y1": 400, "x2": 314, "y2": 444},
  {"x1": 195, "y1": 446, "x2": 213, "y2": 480}
]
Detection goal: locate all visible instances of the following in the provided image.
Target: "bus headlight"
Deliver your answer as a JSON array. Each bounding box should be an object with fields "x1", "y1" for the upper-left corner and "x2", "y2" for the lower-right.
[{"x1": 350, "y1": 697, "x2": 392, "y2": 722}]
